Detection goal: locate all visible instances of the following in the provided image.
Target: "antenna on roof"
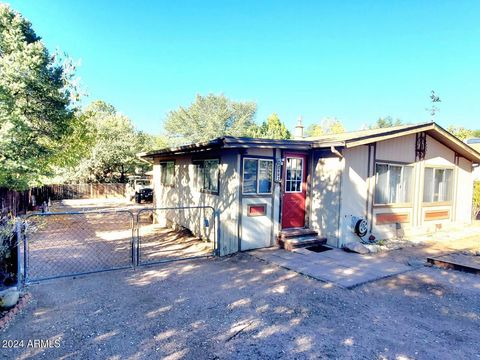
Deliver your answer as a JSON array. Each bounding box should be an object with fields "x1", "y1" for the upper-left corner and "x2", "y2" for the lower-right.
[{"x1": 427, "y1": 90, "x2": 441, "y2": 122}]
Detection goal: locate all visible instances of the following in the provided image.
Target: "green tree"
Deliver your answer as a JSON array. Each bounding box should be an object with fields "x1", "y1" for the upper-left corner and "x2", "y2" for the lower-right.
[
  {"x1": 305, "y1": 117, "x2": 345, "y2": 137},
  {"x1": 370, "y1": 117, "x2": 403, "y2": 129},
  {"x1": 255, "y1": 113, "x2": 291, "y2": 139},
  {"x1": 447, "y1": 126, "x2": 474, "y2": 141},
  {"x1": 0, "y1": 4, "x2": 79, "y2": 189},
  {"x1": 63, "y1": 101, "x2": 152, "y2": 183},
  {"x1": 164, "y1": 94, "x2": 257, "y2": 144}
]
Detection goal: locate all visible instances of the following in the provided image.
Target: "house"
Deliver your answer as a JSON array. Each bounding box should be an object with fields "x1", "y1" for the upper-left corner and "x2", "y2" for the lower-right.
[{"x1": 140, "y1": 122, "x2": 480, "y2": 256}]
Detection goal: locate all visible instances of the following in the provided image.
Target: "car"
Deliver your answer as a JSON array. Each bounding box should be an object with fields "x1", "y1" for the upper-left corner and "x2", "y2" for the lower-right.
[
  {"x1": 135, "y1": 187, "x2": 153, "y2": 203},
  {"x1": 126, "y1": 176, "x2": 153, "y2": 203}
]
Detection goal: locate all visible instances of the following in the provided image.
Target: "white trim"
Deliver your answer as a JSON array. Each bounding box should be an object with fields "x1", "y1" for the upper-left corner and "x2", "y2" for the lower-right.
[
  {"x1": 374, "y1": 162, "x2": 414, "y2": 205},
  {"x1": 284, "y1": 156, "x2": 304, "y2": 194},
  {"x1": 423, "y1": 166, "x2": 454, "y2": 203},
  {"x1": 242, "y1": 158, "x2": 274, "y2": 195}
]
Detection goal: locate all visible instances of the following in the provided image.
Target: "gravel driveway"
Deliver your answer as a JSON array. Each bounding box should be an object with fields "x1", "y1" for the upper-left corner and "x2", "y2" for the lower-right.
[{"x1": 2, "y1": 253, "x2": 480, "y2": 359}]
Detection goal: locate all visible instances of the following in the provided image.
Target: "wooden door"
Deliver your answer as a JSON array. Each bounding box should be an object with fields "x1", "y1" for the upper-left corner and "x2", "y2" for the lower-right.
[{"x1": 281, "y1": 153, "x2": 307, "y2": 228}]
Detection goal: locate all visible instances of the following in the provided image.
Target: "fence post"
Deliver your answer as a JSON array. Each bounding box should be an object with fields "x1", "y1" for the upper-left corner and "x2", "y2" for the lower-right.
[
  {"x1": 15, "y1": 219, "x2": 23, "y2": 288},
  {"x1": 215, "y1": 209, "x2": 221, "y2": 256},
  {"x1": 22, "y1": 218, "x2": 29, "y2": 286}
]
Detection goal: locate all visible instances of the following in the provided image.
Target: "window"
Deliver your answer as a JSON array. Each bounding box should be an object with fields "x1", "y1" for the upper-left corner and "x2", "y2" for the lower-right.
[
  {"x1": 423, "y1": 168, "x2": 453, "y2": 203},
  {"x1": 374, "y1": 163, "x2": 413, "y2": 204},
  {"x1": 242, "y1": 158, "x2": 273, "y2": 194},
  {"x1": 160, "y1": 161, "x2": 175, "y2": 186},
  {"x1": 285, "y1": 157, "x2": 303, "y2": 192},
  {"x1": 194, "y1": 159, "x2": 219, "y2": 194}
]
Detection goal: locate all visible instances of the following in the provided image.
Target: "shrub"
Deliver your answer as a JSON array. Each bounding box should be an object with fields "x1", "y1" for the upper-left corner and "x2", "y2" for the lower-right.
[
  {"x1": 0, "y1": 218, "x2": 18, "y2": 288},
  {"x1": 473, "y1": 181, "x2": 480, "y2": 220}
]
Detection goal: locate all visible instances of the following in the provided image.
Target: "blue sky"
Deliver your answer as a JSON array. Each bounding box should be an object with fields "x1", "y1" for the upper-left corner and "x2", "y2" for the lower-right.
[{"x1": 7, "y1": 0, "x2": 480, "y2": 134}]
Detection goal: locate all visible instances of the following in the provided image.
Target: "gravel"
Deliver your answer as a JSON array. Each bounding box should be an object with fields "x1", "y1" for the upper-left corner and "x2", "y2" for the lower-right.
[{"x1": 1, "y1": 253, "x2": 480, "y2": 359}]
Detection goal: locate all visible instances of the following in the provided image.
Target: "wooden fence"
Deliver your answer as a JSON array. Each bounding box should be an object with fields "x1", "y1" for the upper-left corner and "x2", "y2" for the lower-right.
[
  {"x1": 0, "y1": 188, "x2": 30, "y2": 217},
  {"x1": 0, "y1": 183, "x2": 127, "y2": 218},
  {"x1": 47, "y1": 183, "x2": 126, "y2": 200}
]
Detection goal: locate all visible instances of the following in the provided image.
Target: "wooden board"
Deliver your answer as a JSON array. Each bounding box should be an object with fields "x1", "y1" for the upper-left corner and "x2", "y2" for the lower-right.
[
  {"x1": 376, "y1": 213, "x2": 409, "y2": 225},
  {"x1": 424, "y1": 210, "x2": 450, "y2": 221}
]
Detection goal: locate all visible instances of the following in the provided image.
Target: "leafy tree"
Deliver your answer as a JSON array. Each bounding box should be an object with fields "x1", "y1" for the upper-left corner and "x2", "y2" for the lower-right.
[
  {"x1": 0, "y1": 4, "x2": 79, "y2": 189},
  {"x1": 370, "y1": 117, "x2": 403, "y2": 129},
  {"x1": 62, "y1": 101, "x2": 153, "y2": 183},
  {"x1": 164, "y1": 94, "x2": 257, "y2": 144},
  {"x1": 254, "y1": 113, "x2": 291, "y2": 139},
  {"x1": 305, "y1": 117, "x2": 345, "y2": 137},
  {"x1": 447, "y1": 126, "x2": 475, "y2": 141}
]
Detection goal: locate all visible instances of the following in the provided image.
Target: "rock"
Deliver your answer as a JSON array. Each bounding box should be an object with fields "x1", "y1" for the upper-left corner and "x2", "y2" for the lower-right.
[
  {"x1": 343, "y1": 242, "x2": 370, "y2": 254},
  {"x1": 364, "y1": 244, "x2": 383, "y2": 253},
  {"x1": 0, "y1": 288, "x2": 20, "y2": 309}
]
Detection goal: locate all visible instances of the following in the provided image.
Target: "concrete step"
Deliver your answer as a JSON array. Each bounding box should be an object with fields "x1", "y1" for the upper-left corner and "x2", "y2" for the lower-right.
[{"x1": 278, "y1": 235, "x2": 327, "y2": 252}]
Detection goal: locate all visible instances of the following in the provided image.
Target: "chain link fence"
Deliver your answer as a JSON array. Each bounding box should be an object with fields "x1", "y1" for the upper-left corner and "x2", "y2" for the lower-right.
[
  {"x1": 23, "y1": 211, "x2": 134, "y2": 283},
  {"x1": 20, "y1": 206, "x2": 218, "y2": 284}
]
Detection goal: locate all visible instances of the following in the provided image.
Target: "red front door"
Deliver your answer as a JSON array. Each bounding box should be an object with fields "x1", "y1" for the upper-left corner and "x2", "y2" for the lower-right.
[{"x1": 281, "y1": 153, "x2": 307, "y2": 228}]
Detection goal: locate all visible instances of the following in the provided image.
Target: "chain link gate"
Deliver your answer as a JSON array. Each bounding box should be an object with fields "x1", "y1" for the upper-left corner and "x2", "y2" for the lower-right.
[
  {"x1": 22, "y1": 210, "x2": 135, "y2": 283},
  {"x1": 20, "y1": 206, "x2": 218, "y2": 284}
]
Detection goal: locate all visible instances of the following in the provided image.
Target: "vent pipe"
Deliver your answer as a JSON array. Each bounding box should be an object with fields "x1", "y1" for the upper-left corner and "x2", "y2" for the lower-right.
[{"x1": 294, "y1": 115, "x2": 304, "y2": 139}]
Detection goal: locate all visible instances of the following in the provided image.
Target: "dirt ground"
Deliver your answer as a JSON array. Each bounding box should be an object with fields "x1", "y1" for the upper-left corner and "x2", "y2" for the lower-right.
[
  {"x1": 24, "y1": 199, "x2": 213, "y2": 281},
  {"x1": 1, "y1": 251, "x2": 480, "y2": 360}
]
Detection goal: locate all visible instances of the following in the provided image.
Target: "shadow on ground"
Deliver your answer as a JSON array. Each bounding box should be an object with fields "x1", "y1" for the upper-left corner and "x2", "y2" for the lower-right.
[{"x1": 3, "y1": 252, "x2": 480, "y2": 359}]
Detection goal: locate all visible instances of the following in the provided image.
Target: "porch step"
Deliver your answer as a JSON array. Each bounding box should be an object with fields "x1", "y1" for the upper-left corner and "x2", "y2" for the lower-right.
[
  {"x1": 278, "y1": 228, "x2": 318, "y2": 240},
  {"x1": 277, "y1": 232, "x2": 327, "y2": 252}
]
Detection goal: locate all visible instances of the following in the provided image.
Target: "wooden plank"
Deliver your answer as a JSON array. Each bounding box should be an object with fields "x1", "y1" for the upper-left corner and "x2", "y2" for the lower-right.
[
  {"x1": 376, "y1": 212, "x2": 409, "y2": 225},
  {"x1": 427, "y1": 254, "x2": 480, "y2": 275},
  {"x1": 424, "y1": 210, "x2": 449, "y2": 221}
]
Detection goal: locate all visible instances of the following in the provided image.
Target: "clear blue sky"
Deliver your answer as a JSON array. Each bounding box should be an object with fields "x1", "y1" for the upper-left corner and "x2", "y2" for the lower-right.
[{"x1": 7, "y1": 0, "x2": 480, "y2": 134}]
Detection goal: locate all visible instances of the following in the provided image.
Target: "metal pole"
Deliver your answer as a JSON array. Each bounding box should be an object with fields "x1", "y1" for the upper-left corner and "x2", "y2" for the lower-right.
[
  {"x1": 15, "y1": 219, "x2": 23, "y2": 289},
  {"x1": 23, "y1": 218, "x2": 29, "y2": 286}
]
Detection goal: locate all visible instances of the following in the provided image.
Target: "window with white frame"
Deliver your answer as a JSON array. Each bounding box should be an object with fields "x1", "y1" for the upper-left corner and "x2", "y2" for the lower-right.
[
  {"x1": 193, "y1": 159, "x2": 219, "y2": 194},
  {"x1": 423, "y1": 168, "x2": 453, "y2": 203},
  {"x1": 160, "y1": 161, "x2": 175, "y2": 186},
  {"x1": 285, "y1": 157, "x2": 304, "y2": 192},
  {"x1": 242, "y1": 158, "x2": 273, "y2": 194},
  {"x1": 374, "y1": 163, "x2": 413, "y2": 204}
]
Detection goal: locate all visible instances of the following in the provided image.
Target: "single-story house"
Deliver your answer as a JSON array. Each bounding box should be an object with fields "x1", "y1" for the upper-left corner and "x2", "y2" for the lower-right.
[{"x1": 141, "y1": 122, "x2": 480, "y2": 256}]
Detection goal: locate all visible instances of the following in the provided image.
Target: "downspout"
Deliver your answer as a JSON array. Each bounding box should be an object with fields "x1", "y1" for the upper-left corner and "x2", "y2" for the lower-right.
[{"x1": 330, "y1": 146, "x2": 344, "y2": 159}]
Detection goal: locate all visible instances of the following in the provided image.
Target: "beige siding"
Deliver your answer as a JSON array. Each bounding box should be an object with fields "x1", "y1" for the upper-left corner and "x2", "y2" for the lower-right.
[
  {"x1": 424, "y1": 135, "x2": 455, "y2": 166},
  {"x1": 310, "y1": 152, "x2": 343, "y2": 246},
  {"x1": 152, "y1": 150, "x2": 240, "y2": 256},
  {"x1": 376, "y1": 134, "x2": 416, "y2": 163},
  {"x1": 329, "y1": 132, "x2": 476, "y2": 244},
  {"x1": 455, "y1": 157, "x2": 473, "y2": 224},
  {"x1": 339, "y1": 146, "x2": 369, "y2": 246}
]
